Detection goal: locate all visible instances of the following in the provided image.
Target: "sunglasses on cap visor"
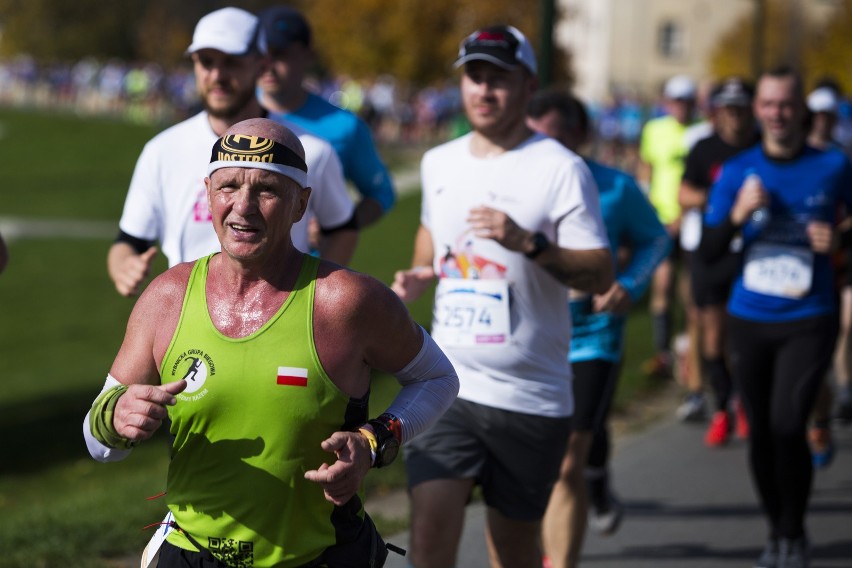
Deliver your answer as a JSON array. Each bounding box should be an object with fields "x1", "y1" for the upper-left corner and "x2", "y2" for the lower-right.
[
  {"x1": 461, "y1": 29, "x2": 523, "y2": 63},
  {"x1": 465, "y1": 30, "x2": 518, "y2": 50}
]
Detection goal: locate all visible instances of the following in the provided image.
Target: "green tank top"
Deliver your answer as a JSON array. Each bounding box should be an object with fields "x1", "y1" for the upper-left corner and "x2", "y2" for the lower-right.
[{"x1": 160, "y1": 253, "x2": 366, "y2": 567}]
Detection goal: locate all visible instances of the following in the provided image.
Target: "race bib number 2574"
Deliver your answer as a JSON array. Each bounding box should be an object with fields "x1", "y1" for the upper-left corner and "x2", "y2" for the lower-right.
[{"x1": 432, "y1": 279, "x2": 510, "y2": 348}]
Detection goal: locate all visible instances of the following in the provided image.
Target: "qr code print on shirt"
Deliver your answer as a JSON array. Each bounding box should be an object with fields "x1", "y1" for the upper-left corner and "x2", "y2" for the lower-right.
[{"x1": 209, "y1": 537, "x2": 254, "y2": 567}]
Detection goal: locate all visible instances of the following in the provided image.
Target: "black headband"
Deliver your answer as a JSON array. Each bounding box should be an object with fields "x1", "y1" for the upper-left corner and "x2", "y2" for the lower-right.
[{"x1": 208, "y1": 134, "x2": 308, "y2": 187}]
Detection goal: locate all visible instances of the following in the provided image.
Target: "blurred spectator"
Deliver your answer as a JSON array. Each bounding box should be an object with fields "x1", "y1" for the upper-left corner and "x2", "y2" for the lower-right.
[{"x1": 806, "y1": 86, "x2": 843, "y2": 151}]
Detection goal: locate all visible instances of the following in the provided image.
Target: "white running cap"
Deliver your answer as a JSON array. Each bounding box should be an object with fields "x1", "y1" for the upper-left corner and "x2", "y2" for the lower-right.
[{"x1": 186, "y1": 7, "x2": 259, "y2": 56}]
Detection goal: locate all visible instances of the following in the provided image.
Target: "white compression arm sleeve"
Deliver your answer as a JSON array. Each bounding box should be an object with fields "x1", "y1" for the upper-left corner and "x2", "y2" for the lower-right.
[
  {"x1": 383, "y1": 326, "x2": 459, "y2": 444},
  {"x1": 83, "y1": 374, "x2": 133, "y2": 463}
]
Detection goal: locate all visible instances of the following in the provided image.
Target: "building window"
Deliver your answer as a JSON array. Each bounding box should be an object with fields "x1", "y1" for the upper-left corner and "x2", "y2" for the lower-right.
[{"x1": 658, "y1": 20, "x2": 684, "y2": 59}]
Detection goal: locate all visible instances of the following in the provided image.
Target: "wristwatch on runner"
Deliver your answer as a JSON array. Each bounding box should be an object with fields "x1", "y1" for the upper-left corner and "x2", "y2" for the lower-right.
[
  {"x1": 525, "y1": 231, "x2": 550, "y2": 259},
  {"x1": 365, "y1": 414, "x2": 401, "y2": 468}
]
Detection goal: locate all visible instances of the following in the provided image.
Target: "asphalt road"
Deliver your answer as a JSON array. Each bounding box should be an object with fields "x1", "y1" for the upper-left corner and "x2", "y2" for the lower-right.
[{"x1": 381, "y1": 410, "x2": 852, "y2": 568}]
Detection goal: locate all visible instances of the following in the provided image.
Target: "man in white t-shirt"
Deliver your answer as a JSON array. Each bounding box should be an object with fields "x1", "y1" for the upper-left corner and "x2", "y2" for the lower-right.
[
  {"x1": 108, "y1": 7, "x2": 356, "y2": 297},
  {"x1": 392, "y1": 25, "x2": 612, "y2": 568}
]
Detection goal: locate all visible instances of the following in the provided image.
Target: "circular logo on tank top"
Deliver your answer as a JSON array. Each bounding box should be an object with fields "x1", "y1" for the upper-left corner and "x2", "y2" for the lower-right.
[
  {"x1": 180, "y1": 356, "x2": 208, "y2": 392},
  {"x1": 169, "y1": 349, "x2": 216, "y2": 401}
]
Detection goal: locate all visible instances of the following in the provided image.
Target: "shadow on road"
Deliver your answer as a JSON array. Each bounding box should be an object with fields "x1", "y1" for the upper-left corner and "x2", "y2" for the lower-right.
[{"x1": 582, "y1": 537, "x2": 852, "y2": 564}]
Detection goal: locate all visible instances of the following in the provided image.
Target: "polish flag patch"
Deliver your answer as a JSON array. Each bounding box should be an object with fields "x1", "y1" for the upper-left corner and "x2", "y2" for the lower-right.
[{"x1": 276, "y1": 367, "x2": 308, "y2": 387}]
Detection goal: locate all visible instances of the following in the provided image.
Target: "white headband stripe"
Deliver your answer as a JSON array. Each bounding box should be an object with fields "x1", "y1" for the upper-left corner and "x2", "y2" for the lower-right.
[{"x1": 207, "y1": 161, "x2": 308, "y2": 188}]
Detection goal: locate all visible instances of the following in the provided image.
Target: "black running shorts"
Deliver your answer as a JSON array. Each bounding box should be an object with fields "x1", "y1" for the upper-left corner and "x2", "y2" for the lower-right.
[{"x1": 404, "y1": 398, "x2": 571, "y2": 521}]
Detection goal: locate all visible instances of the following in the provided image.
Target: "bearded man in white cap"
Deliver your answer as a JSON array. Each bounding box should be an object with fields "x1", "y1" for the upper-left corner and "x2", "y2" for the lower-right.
[{"x1": 107, "y1": 7, "x2": 357, "y2": 298}]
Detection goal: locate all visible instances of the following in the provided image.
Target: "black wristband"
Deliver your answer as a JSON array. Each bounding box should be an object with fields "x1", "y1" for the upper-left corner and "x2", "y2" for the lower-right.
[
  {"x1": 320, "y1": 212, "x2": 359, "y2": 235},
  {"x1": 115, "y1": 230, "x2": 155, "y2": 255}
]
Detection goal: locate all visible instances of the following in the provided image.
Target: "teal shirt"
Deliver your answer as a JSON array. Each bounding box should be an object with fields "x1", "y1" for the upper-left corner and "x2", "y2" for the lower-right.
[
  {"x1": 570, "y1": 161, "x2": 671, "y2": 363},
  {"x1": 272, "y1": 93, "x2": 396, "y2": 212}
]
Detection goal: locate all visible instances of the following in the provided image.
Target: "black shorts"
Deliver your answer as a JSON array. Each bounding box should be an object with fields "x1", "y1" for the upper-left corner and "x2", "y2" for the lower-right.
[
  {"x1": 159, "y1": 541, "x2": 251, "y2": 568},
  {"x1": 404, "y1": 398, "x2": 572, "y2": 521},
  {"x1": 157, "y1": 542, "x2": 331, "y2": 568},
  {"x1": 690, "y1": 251, "x2": 740, "y2": 308},
  {"x1": 571, "y1": 359, "x2": 621, "y2": 432},
  {"x1": 157, "y1": 501, "x2": 388, "y2": 567}
]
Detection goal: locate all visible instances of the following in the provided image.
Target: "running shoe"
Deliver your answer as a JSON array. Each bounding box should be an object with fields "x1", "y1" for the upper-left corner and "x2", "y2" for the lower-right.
[
  {"x1": 676, "y1": 392, "x2": 706, "y2": 422},
  {"x1": 753, "y1": 539, "x2": 778, "y2": 568},
  {"x1": 735, "y1": 399, "x2": 750, "y2": 439},
  {"x1": 809, "y1": 426, "x2": 835, "y2": 469},
  {"x1": 588, "y1": 491, "x2": 624, "y2": 536},
  {"x1": 704, "y1": 411, "x2": 730, "y2": 447},
  {"x1": 778, "y1": 536, "x2": 809, "y2": 568}
]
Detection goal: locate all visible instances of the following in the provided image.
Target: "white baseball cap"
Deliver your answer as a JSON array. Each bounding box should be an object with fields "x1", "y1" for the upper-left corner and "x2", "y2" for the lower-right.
[
  {"x1": 664, "y1": 75, "x2": 697, "y2": 101},
  {"x1": 186, "y1": 7, "x2": 259, "y2": 56},
  {"x1": 807, "y1": 87, "x2": 840, "y2": 114}
]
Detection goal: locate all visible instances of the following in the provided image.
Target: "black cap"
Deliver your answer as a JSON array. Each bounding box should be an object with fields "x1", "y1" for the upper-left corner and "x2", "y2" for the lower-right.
[
  {"x1": 258, "y1": 6, "x2": 311, "y2": 53},
  {"x1": 711, "y1": 78, "x2": 754, "y2": 108},
  {"x1": 454, "y1": 25, "x2": 537, "y2": 75}
]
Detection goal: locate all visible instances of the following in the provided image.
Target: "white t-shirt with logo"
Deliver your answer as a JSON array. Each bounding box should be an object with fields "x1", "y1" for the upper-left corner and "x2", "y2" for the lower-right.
[
  {"x1": 421, "y1": 132, "x2": 609, "y2": 417},
  {"x1": 118, "y1": 111, "x2": 353, "y2": 267}
]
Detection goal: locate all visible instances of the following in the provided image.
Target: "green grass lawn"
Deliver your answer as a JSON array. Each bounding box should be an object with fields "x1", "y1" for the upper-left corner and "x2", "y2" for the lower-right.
[
  {"x1": 0, "y1": 108, "x2": 661, "y2": 567},
  {"x1": 0, "y1": 109, "x2": 159, "y2": 220}
]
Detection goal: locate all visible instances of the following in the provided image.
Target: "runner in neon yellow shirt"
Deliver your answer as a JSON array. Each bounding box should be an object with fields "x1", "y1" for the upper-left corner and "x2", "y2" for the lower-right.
[
  {"x1": 84, "y1": 118, "x2": 459, "y2": 568},
  {"x1": 637, "y1": 75, "x2": 698, "y2": 387}
]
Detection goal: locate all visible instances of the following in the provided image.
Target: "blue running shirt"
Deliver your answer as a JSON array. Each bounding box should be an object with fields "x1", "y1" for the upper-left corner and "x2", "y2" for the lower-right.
[{"x1": 704, "y1": 145, "x2": 852, "y2": 322}]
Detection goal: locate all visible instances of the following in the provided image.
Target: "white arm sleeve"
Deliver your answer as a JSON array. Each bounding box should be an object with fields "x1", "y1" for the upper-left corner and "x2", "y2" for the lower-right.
[
  {"x1": 83, "y1": 374, "x2": 133, "y2": 463},
  {"x1": 383, "y1": 326, "x2": 459, "y2": 444}
]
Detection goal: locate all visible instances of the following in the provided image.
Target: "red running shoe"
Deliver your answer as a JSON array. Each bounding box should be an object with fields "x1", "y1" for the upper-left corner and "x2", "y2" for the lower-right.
[{"x1": 705, "y1": 411, "x2": 730, "y2": 447}]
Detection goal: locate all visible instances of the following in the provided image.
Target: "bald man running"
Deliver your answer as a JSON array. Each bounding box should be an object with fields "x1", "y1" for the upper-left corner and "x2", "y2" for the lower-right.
[{"x1": 84, "y1": 118, "x2": 458, "y2": 568}]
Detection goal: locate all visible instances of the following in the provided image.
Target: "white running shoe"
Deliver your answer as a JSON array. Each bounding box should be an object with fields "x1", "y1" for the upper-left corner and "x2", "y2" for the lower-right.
[
  {"x1": 589, "y1": 492, "x2": 624, "y2": 536},
  {"x1": 676, "y1": 393, "x2": 706, "y2": 422}
]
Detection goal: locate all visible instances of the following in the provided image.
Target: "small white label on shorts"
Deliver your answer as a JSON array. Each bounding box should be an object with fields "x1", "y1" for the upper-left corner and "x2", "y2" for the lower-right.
[
  {"x1": 680, "y1": 208, "x2": 702, "y2": 252},
  {"x1": 141, "y1": 511, "x2": 175, "y2": 568}
]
